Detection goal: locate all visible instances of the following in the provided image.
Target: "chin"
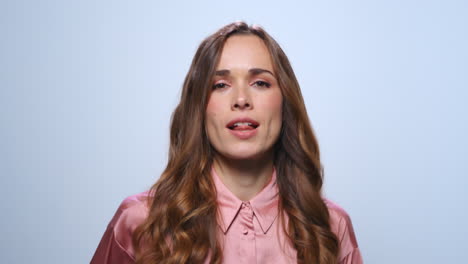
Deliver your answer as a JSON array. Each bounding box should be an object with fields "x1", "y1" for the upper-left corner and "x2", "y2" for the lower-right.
[
  {"x1": 226, "y1": 153, "x2": 259, "y2": 161},
  {"x1": 222, "y1": 148, "x2": 269, "y2": 161}
]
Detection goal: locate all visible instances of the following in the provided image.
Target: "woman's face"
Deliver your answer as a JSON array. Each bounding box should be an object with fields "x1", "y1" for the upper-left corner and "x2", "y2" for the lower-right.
[{"x1": 205, "y1": 35, "x2": 283, "y2": 161}]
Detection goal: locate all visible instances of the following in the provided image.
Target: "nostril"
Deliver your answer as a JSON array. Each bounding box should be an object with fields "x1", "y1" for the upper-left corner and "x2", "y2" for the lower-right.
[{"x1": 234, "y1": 103, "x2": 245, "y2": 108}]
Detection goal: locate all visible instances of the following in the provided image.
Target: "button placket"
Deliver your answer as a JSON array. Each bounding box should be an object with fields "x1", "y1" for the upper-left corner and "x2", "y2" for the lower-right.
[
  {"x1": 239, "y1": 202, "x2": 254, "y2": 235},
  {"x1": 238, "y1": 202, "x2": 256, "y2": 263}
]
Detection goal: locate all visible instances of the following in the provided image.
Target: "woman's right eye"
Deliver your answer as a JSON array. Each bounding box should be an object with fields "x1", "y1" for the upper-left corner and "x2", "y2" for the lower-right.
[{"x1": 213, "y1": 83, "x2": 228, "y2": 89}]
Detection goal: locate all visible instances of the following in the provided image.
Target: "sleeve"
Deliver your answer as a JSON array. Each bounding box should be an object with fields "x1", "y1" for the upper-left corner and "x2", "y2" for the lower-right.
[
  {"x1": 336, "y1": 213, "x2": 363, "y2": 264},
  {"x1": 90, "y1": 225, "x2": 135, "y2": 264},
  {"x1": 325, "y1": 199, "x2": 364, "y2": 264},
  {"x1": 339, "y1": 247, "x2": 363, "y2": 264},
  {"x1": 90, "y1": 193, "x2": 149, "y2": 264}
]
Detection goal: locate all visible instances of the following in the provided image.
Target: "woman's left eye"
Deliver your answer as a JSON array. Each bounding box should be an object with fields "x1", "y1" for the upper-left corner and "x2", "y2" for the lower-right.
[{"x1": 252, "y1": 81, "x2": 271, "y2": 88}]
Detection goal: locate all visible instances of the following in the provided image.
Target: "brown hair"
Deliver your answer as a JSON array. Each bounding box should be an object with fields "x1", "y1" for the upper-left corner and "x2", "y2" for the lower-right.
[{"x1": 133, "y1": 22, "x2": 339, "y2": 264}]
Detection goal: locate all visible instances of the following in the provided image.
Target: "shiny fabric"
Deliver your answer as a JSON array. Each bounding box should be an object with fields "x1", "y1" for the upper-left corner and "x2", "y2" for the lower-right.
[{"x1": 91, "y1": 169, "x2": 363, "y2": 263}]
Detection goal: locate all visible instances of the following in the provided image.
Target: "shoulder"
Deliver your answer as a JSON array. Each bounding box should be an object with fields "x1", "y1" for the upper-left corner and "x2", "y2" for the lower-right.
[
  {"x1": 92, "y1": 191, "x2": 151, "y2": 263},
  {"x1": 108, "y1": 191, "x2": 151, "y2": 253},
  {"x1": 324, "y1": 199, "x2": 361, "y2": 261},
  {"x1": 111, "y1": 191, "x2": 151, "y2": 222}
]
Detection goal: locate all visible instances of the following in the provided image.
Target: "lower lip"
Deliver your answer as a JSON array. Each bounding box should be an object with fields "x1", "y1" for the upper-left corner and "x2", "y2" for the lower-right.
[{"x1": 228, "y1": 128, "x2": 258, "y2": 139}]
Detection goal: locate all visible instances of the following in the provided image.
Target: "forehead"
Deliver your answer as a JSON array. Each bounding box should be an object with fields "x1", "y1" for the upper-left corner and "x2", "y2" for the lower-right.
[{"x1": 217, "y1": 35, "x2": 274, "y2": 71}]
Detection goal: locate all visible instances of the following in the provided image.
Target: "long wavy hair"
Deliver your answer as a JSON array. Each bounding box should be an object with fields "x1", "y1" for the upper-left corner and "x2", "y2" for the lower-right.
[{"x1": 133, "y1": 22, "x2": 339, "y2": 264}]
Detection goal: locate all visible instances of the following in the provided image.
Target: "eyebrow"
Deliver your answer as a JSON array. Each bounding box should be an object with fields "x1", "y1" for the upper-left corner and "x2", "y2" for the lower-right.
[{"x1": 214, "y1": 68, "x2": 275, "y2": 78}]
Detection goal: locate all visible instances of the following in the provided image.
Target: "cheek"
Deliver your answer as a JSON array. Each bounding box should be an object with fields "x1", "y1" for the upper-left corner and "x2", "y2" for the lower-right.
[
  {"x1": 268, "y1": 93, "x2": 283, "y2": 144},
  {"x1": 265, "y1": 91, "x2": 283, "y2": 124},
  {"x1": 206, "y1": 93, "x2": 224, "y2": 116},
  {"x1": 205, "y1": 97, "x2": 222, "y2": 136}
]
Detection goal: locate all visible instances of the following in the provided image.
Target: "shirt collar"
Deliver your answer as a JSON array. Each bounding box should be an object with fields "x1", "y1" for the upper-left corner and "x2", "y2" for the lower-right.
[{"x1": 212, "y1": 167, "x2": 279, "y2": 234}]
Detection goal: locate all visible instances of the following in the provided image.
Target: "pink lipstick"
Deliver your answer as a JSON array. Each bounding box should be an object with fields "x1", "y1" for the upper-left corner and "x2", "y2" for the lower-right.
[{"x1": 226, "y1": 118, "x2": 259, "y2": 139}]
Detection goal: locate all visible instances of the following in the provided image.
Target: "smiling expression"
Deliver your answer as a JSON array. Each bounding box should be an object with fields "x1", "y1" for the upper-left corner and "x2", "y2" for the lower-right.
[{"x1": 205, "y1": 35, "x2": 283, "y2": 161}]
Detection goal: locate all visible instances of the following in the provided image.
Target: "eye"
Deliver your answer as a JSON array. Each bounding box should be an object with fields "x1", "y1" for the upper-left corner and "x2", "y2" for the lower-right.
[
  {"x1": 252, "y1": 80, "x2": 271, "y2": 88},
  {"x1": 213, "y1": 82, "x2": 228, "y2": 90}
]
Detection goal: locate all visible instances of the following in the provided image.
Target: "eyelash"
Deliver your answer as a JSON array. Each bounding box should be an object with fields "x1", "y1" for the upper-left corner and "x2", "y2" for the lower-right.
[
  {"x1": 252, "y1": 80, "x2": 271, "y2": 88},
  {"x1": 212, "y1": 80, "x2": 272, "y2": 90},
  {"x1": 213, "y1": 83, "x2": 228, "y2": 89}
]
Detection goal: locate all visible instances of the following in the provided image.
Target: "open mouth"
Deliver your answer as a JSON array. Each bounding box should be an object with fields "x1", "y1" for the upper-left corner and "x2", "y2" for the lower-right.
[
  {"x1": 226, "y1": 118, "x2": 259, "y2": 139},
  {"x1": 228, "y1": 121, "x2": 259, "y2": 130}
]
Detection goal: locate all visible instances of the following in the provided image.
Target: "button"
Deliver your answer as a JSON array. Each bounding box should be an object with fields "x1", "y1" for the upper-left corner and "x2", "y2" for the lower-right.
[
  {"x1": 241, "y1": 202, "x2": 251, "y2": 209},
  {"x1": 242, "y1": 228, "x2": 248, "y2": 235}
]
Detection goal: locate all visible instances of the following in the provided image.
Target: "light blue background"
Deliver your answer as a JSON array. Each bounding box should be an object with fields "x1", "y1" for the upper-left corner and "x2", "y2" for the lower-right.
[{"x1": 1, "y1": 0, "x2": 467, "y2": 263}]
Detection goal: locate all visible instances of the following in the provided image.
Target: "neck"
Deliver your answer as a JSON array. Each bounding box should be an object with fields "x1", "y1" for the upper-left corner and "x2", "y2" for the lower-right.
[{"x1": 213, "y1": 153, "x2": 274, "y2": 201}]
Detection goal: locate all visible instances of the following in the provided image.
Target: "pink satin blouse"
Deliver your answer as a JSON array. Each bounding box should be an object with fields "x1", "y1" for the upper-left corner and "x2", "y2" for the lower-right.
[{"x1": 91, "y1": 170, "x2": 363, "y2": 263}]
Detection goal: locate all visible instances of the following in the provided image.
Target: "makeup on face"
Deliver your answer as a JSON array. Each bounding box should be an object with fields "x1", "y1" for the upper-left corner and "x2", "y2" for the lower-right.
[{"x1": 205, "y1": 35, "x2": 283, "y2": 161}]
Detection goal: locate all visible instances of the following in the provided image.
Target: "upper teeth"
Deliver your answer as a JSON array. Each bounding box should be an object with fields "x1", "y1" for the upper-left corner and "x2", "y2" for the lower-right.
[{"x1": 233, "y1": 122, "x2": 252, "y2": 127}]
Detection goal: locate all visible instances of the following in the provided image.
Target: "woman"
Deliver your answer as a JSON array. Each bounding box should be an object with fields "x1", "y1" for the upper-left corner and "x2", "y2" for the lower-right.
[{"x1": 91, "y1": 22, "x2": 362, "y2": 264}]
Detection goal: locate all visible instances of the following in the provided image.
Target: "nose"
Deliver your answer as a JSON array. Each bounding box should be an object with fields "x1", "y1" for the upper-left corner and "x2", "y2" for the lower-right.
[
  {"x1": 232, "y1": 86, "x2": 252, "y2": 110},
  {"x1": 233, "y1": 97, "x2": 251, "y2": 109}
]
